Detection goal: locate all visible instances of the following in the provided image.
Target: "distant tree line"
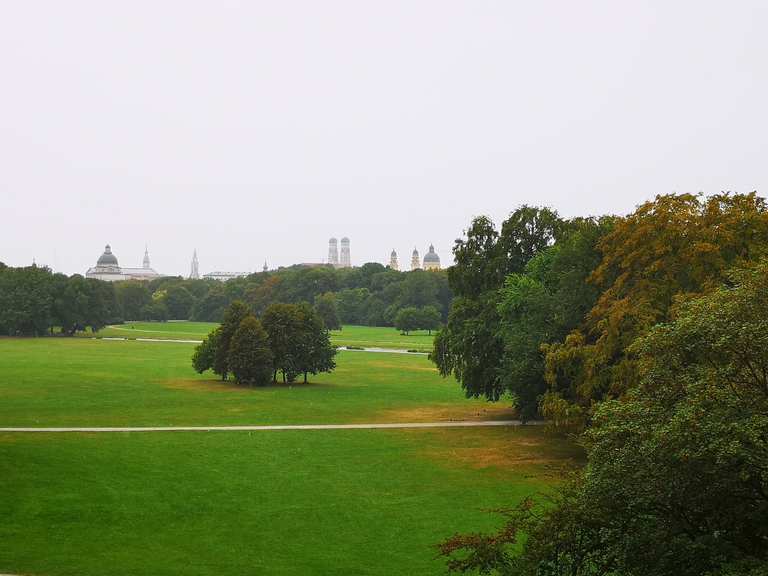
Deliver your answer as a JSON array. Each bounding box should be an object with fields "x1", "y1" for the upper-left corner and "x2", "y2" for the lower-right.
[
  {"x1": 139, "y1": 262, "x2": 451, "y2": 328},
  {"x1": 0, "y1": 263, "x2": 119, "y2": 336},
  {"x1": 433, "y1": 192, "x2": 768, "y2": 575},
  {"x1": 192, "y1": 300, "x2": 336, "y2": 386},
  {"x1": 0, "y1": 260, "x2": 450, "y2": 336}
]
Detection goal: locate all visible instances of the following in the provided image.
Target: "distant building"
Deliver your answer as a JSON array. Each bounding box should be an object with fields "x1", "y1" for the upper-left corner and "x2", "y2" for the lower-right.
[
  {"x1": 86, "y1": 244, "x2": 163, "y2": 282},
  {"x1": 411, "y1": 247, "x2": 421, "y2": 270},
  {"x1": 389, "y1": 249, "x2": 399, "y2": 271},
  {"x1": 203, "y1": 271, "x2": 249, "y2": 282},
  {"x1": 423, "y1": 244, "x2": 441, "y2": 271},
  {"x1": 340, "y1": 237, "x2": 351, "y2": 268},
  {"x1": 263, "y1": 261, "x2": 269, "y2": 273},
  {"x1": 189, "y1": 250, "x2": 200, "y2": 279}
]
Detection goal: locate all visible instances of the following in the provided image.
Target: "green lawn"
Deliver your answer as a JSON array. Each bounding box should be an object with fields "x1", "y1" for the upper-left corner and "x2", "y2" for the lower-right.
[
  {"x1": 90, "y1": 322, "x2": 436, "y2": 352},
  {"x1": 0, "y1": 337, "x2": 483, "y2": 427},
  {"x1": 0, "y1": 337, "x2": 581, "y2": 575}
]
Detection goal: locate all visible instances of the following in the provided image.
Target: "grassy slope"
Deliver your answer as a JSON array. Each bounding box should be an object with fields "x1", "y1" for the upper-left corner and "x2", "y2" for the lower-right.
[
  {"x1": 91, "y1": 323, "x2": 436, "y2": 352},
  {"x1": 0, "y1": 338, "x2": 507, "y2": 427}
]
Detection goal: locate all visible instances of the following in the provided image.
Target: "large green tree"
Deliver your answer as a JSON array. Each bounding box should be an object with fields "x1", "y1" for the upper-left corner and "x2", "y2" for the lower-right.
[
  {"x1": 228, "y1": 317, "x2": 274, "y2": 386},
  {"x1": 293, "y1": 303, "x2": 337, "y2": 383},
  {"x1": 213, "y1": 301, "x2": 253, "y2": 380},
  {"x1": 496, "y1": 217, "x2": 611, "y2": 418},
  {"x1": 262, "y1": 303, "x2": 302, "y2": 382},
  {"x1": 434, "y1": 207, "x2": 563, "y2": 402}
]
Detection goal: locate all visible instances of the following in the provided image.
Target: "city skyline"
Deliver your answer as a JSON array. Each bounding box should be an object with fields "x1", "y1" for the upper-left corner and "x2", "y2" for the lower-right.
[{"x1": 2, "y1": 1, "x2": 766, "y2": 276}]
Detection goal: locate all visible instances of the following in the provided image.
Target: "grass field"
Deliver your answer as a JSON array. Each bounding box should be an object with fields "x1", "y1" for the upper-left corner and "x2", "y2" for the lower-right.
[
  {"x1": 92, "y1": 322, "x2": 437, "y2": 352},
  {"x1": 0, "y1": 336, "x2": 581, "y2": 575}
]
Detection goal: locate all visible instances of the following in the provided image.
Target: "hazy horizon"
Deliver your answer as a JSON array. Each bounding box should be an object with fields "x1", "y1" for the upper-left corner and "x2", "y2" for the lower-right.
[{"x1": 2, "y1": 1, "x2": 766, "y2": 276}]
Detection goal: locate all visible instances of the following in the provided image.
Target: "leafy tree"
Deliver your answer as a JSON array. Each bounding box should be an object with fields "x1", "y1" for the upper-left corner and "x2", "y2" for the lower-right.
[
  {"x1": 394, "y1": 307, "x2": 420, "y2": 335},
  {"x1": 191, "y1": 284, "x2": 228, "y2": 322},
  {"x1": 192, "y1": 327, "x2": 222, "y2": 375},
  {"x1": 228, "y1": 317, "x2": 273, "y2": 386},
  {"x1": 435, "y1": 207, "x2": 563, "y2": 403},
  {"x1": 214, "y1": 300, "x2": 253, "y2": 380},
  {"x1": 262, "y1": 303, "x2": 301, "y2": 382},
  {"x1": 165, "y1": 285, "x2": 195, "y2": 320},
  {"x1": 417, "y1": 305, "x2": 441, "y2": 335},
  {"x1": 0, "y1": 264, "x2": 54, "y2": 336},
  {"x1": 496, "y1": 217, "x2": 611, "y2": 419},
  {"x1": 336, "y1": 288, "x2": 370, "y2": 325},
  {"x1": 314, "y1": 292, "x2": 341, "y2": 330},
  {"x1": 141, "y1": 301, "x2": 168, "y2": 322},
  {"x1": 115, "y1": 281, "x2": 151, "y2": 321},
  {"x1": 293, "y1": 303, "x2": 337, "y2": 383}
]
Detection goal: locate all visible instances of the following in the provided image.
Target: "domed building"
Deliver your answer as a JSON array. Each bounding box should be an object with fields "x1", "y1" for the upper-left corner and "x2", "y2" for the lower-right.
[
  {"x1": 423, "y1": 245, "x2": 441, "y2": 271},
  {"x1": 86, "y1": 244, "x2": 163, "y2": 282}
]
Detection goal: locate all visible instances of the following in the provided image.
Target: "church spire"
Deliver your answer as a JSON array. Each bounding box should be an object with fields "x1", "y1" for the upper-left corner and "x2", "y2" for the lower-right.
[
  {"x1": 143, "y1": 245, "x2": 150, "y2": 269},
  {"x1": 190, "y1": 249, "x2": 200, "y2": 279}
]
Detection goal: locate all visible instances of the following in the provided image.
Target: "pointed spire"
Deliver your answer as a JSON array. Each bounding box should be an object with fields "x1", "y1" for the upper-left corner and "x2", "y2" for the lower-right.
[{"x1": 143, "y1": 245, "x2": 151, "y2": 269}]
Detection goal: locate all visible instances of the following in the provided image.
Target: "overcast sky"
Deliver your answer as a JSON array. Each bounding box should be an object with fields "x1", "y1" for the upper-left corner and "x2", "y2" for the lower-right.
[{"x1": 1, "y1": 1, "x2": 766, "y2": 276}]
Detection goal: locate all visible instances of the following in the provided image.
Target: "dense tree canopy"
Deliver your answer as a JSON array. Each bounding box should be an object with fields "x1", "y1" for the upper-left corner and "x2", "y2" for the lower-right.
[
  {"x1": 0, "y1": 265, "x2": 118, "y2": 336},
  {"x1": 433, "y1": 206, "x2": 565, "y2": 404},
  {"x1": 542, "y1": 192, "x2": 768, "y2": 427}
]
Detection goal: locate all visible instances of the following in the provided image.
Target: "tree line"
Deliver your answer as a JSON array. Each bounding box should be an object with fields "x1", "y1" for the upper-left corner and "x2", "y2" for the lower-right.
[
  {"x1": 0, "y1": 260, "x2": 450, "y2": 336},
  {"x1": 0, "y1": 263, "x2": 119, "y2": 336},
  {"x1": 192, "y1": 300, "x2": 337, "y2": 386},
  {"x1": 433, "y1": 192, "x2": 768, "y2": 575},
  {"x1": 132, "y1": 262, "x2": 451, "y2": 328}
]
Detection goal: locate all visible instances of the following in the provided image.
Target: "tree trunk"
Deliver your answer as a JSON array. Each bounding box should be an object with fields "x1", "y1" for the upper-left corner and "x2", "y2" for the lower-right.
[{"x1": 303, "y1": 372, "x2": 308, "y2": 384}]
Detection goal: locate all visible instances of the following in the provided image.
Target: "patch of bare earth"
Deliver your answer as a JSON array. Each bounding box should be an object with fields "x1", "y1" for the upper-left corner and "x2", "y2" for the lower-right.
[
  {"x1": 398, "y1": 427, "x2": 585, "y2": 477},
  {"x1": 374, "y1": 403, "x2": 517, "y2": 423}
]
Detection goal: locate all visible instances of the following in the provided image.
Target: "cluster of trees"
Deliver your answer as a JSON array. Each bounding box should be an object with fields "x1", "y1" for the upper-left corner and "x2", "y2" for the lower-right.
[
  {"x1": 0, "y1": 263, "x2": 119, "y2": 336},
  {"x1": 125, "y1": 263, "x2": 451, "y2": 327},
  {"x1": 192, "y1": 301, "x2": 337, "y2": 385},
  {"x1": 433, "y1": 193, "x2": 768, "y2": 422},
  {"x1": 433, "y1": 192, "x2": 768, "y2": 575},
  {"x1": 439, "y1": 262, "x2": 768, "y2": 575},
  {"x1": 394, "y1": 305, "x2": 441, "y2": 335}
]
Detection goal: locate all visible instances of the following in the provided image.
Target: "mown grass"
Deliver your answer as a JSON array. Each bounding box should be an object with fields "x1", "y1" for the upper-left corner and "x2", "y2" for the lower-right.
[
  {"x1": 90, "y1": 322, "x2": 436, "y2": 352},
  {"x1": 0, "y1": 427, "x2": 580, "y2": 576},
  {"x1": 0, "y1": 337, "x2": 506, "y2": 427},
  {"x1": 0, "y1": 336, "x2": 582, "y2": 575}
]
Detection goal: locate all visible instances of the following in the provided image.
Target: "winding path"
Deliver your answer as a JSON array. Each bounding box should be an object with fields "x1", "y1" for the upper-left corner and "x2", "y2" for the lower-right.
[{"x1": 0, "y1": 420, "x2": 538, "y2": 433}]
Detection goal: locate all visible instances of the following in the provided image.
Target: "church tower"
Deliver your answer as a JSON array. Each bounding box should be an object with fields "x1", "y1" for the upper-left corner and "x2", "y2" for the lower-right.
[
  {"x1": 389, "y1": 249, "x2": 399, "y2": 271},
  {"x1": 263, "y1": 260, "x2": 268, "y2": 273},
  {"x1": 340, "y1": 237, "x2": 351, "y2": 268},
  {"x1": 328, "y1": 238, "x2": 339, "y2": 267},
  {"x1": 143, "y1": 246, "x2": 151, "y2": 269},
  {"x1": 190, "y1": 250, "x2": 199, "y2": 279},
  {"x1": 411, "y1": 247, "x2": 421, "y2": 270}
]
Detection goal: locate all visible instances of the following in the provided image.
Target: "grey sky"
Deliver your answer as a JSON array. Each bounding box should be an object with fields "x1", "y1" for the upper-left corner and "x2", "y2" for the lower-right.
[{"x1": 1, "y1": 1, "x2": 766, "y2": 276}]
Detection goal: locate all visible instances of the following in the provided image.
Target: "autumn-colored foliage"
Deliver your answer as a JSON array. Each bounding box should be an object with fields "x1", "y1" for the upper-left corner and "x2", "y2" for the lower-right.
[{"x1": 542, "y1": 192, "x2": 768, "y2": 426}]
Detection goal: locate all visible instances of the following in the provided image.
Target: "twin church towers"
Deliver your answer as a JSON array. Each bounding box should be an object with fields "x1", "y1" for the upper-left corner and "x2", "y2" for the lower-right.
[
  {"x1": 327, "y1": 237, "x2": 351, "y2": 269},
  {"x1": 327, "y1": 237, "x2": 440, "y2": 272}
]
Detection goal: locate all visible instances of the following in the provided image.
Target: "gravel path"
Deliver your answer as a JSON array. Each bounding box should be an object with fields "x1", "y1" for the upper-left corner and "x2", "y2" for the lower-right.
[{"x1": 0, "y1": 420, "x2": 538, "y2": 433}]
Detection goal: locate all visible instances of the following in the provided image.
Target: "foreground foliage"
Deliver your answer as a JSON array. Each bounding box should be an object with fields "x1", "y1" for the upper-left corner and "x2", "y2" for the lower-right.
[{"x1": 438, "y1": 262, "x2": 768, "y2": 575}]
